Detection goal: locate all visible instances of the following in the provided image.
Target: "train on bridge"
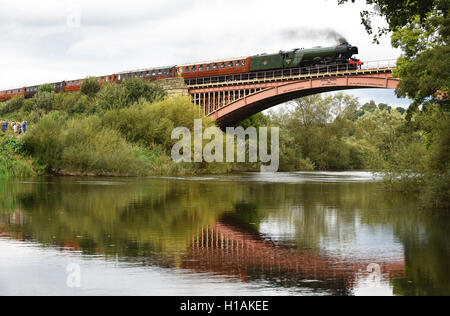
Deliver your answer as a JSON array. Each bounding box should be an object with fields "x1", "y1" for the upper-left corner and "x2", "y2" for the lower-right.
[{"x1": 0, "y1": 43, "x2": 361, "y2": 101}]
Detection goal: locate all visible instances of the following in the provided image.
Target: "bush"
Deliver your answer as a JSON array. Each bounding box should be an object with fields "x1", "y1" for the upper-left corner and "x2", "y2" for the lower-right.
[
  {"x1": 34, "y1": 91, "x2": 55, "y2": 112},
  {"x1": 122, "y1": 78, "x2": 167, "y2": 105},
  {"x1": 21, "y1": 113, "x2": 151, "y2": 176},
  {"x1": 0, "y1": 136, "x2": 34, "y2": 178},
  {"x1": 81, "y1": 77, "x2": 101, "y2": 97},
  {"x1": 38, "y1": 84, "x2": 53, "y2": 93},
  {"x1": 95, "y1": 79, "x2": 167, "y2": 112},
  {"x1": 95, "y1": 83, "x2": 128, "y2": 111},
  {"x1": 0, "y1": 97, "x2": 24, "y2": 115},
  {"x1": 103, "y1": 96, "x2": 211, "y2": 151}
]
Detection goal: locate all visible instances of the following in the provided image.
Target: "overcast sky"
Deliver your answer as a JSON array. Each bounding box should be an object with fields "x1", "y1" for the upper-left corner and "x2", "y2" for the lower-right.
[{"x1": 0, "y1": 0, "x2": 411, "y2": 107}]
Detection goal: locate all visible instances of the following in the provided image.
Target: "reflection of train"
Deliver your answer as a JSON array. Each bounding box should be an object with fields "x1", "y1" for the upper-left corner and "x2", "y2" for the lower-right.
[{"x1": 0, "y1": 43, "x2": 361, "y2": 101}]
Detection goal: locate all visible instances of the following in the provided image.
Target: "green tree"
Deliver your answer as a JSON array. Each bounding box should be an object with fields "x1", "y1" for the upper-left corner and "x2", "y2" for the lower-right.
[
  {"x1": 81, "y1": 77, "x2": 101, "y2": 97},
  {"x1": 0, "y1": 96, "x2": 24, "y2": 115},
  {"x1": 339, "y1": 0, "x2": 449, "y2": 207},
  {"x1": 95, "y1": 83, "x2": 128, "y2": 111},
  {"x1": 337, "y1": 0, "x2": 448, "y2": 43},
  {"x1": 121, "y1": 78, "x2": 167, "y2": 105},
  {"x1": 38, "y1": 84, "x2": 53, "y2": 93},
  {"x1": 33, "y1": 90, "x2": 55, "y2": 112}
]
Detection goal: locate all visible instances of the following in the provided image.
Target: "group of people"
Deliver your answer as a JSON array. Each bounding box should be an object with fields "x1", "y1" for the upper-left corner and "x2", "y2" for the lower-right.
[{"x1": 0, "y1": 120, "x2": 27, "y2": 134}]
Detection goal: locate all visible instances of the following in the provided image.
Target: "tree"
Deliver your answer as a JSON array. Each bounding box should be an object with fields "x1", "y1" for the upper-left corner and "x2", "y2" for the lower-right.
[
  {"x1": 337, "y1": 0, "x2": 448, "y2": 43},
  {"x1": 338, "y1": 1, "x2": 449, "y2": 112},
  {"x1": 38, "y1": 84, "x2": 53, "y2": 94},
  {"x1": 81, "y1": 77, "x2": 101, "y2": 97},
  {"x1": 34, "y1": 85, "x2": 55, "y2": 113},
  {"x1": 121, "y1": 78, "x2": 167, "y2": 105},
  {"x1": 338, "y1": 0, "x2": 449, "y2": 207}
]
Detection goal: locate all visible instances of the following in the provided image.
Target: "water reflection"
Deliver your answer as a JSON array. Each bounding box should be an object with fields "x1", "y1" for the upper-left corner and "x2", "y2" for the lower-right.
[{"x1": 0, "y1": 174, "x2": 448, "y2": 296}]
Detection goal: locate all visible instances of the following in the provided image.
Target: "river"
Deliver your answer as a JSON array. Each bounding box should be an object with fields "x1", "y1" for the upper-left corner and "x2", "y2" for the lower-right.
[{"x1": 0, "y1": 172, "x2": 448, "y2": 296}]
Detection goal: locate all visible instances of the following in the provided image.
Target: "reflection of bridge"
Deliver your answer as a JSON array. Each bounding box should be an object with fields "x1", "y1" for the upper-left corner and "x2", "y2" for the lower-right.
[
  {"x1": 187, "y1": 60, "x2": 398, "y2": 126},
  {"x1": 0, "y1": 212, "x2": 405, "y2": 294},
  {"x1": 182, "y1": 221, "x2": 405, "y2": 293}
]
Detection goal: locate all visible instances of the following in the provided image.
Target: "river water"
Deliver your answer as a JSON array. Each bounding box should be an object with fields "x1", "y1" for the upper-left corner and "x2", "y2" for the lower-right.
[{"x1": 0, "y1": 172, "x2": 448, "y2": 296}]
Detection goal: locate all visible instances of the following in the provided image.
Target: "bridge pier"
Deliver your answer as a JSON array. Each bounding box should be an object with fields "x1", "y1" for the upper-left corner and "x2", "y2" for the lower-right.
[{"x1": 156, "y1": 77, "x2": 190, "y2": 98}]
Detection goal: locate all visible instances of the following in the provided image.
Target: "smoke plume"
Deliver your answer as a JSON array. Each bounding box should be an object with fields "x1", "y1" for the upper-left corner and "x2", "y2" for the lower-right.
[{"x1": 283, "y1": 28, "x2": 348, "y2": 45}]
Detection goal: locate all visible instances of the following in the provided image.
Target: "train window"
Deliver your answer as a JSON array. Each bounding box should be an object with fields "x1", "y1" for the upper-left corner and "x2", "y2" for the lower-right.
[
  {"x1": 228, "y1": 61, "x2": 233, "y2": 68},
  {"x1": 199, "y1": 65, "x2": 204, "y2": 71},
  {"x1": 192, "y1": 66, "x2": 196, "y2": 72},
  {"x1": 206, "y1": 64, "x2": 211, "y2": 71},
  {"x1": 152, "y1": 71, "x2": 156, "y2": 76},
  {"x1": 158, "y1": 70, "x2": 162, "y2": 75},
  {"x1": 185, "y1": 67, "x2": 190, "y2": 72},
  {"x1": 236, "y1": 61, "x2": 241, "y2": 67},
  {"x1": 242, "y1": 60, "x2": 246, "y2": 66},
  {"x1": 220, "y1": 62, "x2": 225, "y2": 69},
  {"x1": 146, "y1": 71, "x2": 150, "y2": 77},
  {"x1": 213, "y1": 63, "x2": 218, "y2": 69},
  {"x1": 164, "y1": 69, "x2": 168, "y2": 75}
]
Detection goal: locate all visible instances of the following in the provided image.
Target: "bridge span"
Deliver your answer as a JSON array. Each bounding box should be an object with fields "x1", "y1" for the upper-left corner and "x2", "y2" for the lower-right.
[{"x1": 186, "y1": 60, "x2": 399, "y2": 126}]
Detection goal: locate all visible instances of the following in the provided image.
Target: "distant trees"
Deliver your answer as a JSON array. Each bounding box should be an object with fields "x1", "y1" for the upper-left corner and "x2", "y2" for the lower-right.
[{"x1": 268, "y1": 94, "x2": 386, "y2": 171}]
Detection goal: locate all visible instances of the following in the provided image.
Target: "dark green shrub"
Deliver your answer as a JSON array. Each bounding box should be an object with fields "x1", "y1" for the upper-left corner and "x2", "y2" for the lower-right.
[{"x1": 81, "y1": 77, "x2": 101, "y2": 97}]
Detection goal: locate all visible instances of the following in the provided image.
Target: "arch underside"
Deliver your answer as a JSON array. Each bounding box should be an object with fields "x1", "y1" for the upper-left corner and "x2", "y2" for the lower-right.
[{"x1": 213, "y1": 86, "x2": 391, "y2": 127}]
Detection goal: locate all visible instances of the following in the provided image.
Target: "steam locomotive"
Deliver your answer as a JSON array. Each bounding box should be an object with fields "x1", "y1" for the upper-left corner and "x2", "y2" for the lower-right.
[{"x1": 0, "y1": 43, "x2": 361, "y2": 101}]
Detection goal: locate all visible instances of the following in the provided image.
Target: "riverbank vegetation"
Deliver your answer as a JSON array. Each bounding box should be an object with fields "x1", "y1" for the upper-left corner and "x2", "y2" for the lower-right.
[
  {"x1": 0, "y1": 76, "x2": 447, "y2": 207},
  {"x1": 0, "y1": 1, "x2": 447, "y2": 208},
  {"x1": 335, "y1": 0, "x2": 449, "y2": 208}
]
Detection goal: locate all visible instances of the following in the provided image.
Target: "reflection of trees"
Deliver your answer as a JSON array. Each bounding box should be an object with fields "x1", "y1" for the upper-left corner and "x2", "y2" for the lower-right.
[
  {"x1": 0, "y1": 178, "x2": 243, "y2": 262},
  {"x1": 0, "y1": 177, "x2": 448, "y2": 295},
  {"x1": 222, "y1": 181, "x2": 449, "y2": 296}
]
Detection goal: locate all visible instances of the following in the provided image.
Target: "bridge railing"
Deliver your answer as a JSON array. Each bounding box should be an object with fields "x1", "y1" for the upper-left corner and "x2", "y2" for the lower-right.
[
  {"x1": 361, "y1": 59, "x2": 397, "y2": 70},
  {"x1": 185, "y1": 59, "x2": 398, "y2": 86}
]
